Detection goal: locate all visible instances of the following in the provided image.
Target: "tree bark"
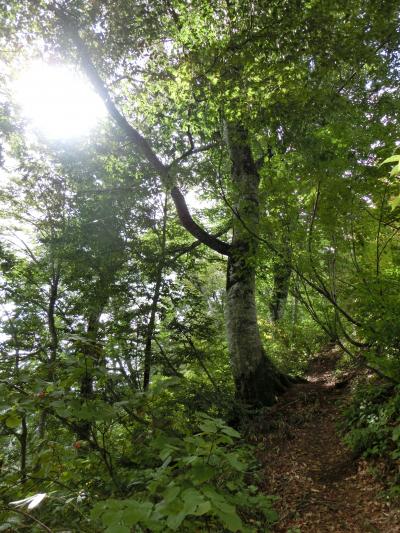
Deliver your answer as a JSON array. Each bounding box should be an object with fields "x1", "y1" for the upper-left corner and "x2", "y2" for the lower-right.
[
  {"x1": 225, "y1": 122, "x2": 289, "y2": 406},
  {"x1": 48, "y1": 266, "x2": 60, "y2": 367},
  {"x1": 76, "y1": 307, "x2": 104, "y2": 441},
  {"x1": 38, "y1": 264, "x2": 60, "y2": 439},
  {"x1": 143, "y1": 194, "x2": 168, "y2": 390},
  {"x1": 75, "y1": 272, "x2": 114, "y2": 441},
  {"x1": 270, "y1": 246, "x2": 292, "y2": 322}
]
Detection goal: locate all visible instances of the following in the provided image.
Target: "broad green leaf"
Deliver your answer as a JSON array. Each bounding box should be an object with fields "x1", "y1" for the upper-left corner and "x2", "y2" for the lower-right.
[
  {"x1": 193, "y1": 500, "x2": 212, "y2": 516},
  {"x1": 390, "y1": 164, "x2": 400, "y2": 176},
  {"x1": 226, "y1": 452, "x2": 247, "y2": 472},
  {"x1": 215, "y1": 508, "x2": 243, "y2": 532},
  {"x1": 102, "y1": 510, "x2": 124, "y2": 527},
  {"x1": 191, "y1": 464, "x2": 215, "y2": 483},
  {"x1": 199, "y1": 420, "x2": 218, "y2": 433},
  {"x1": 105, "y1": 526, "x2": 130, "y2": 533},
  {"x1": 221, "y1": 426, "x2": 241, "y2": 438},
  {"x1": 166, "y1": 510, "x2": 187, "y2": 530},
  {"x1": 160, "y1": 445, "x2": 178, "y2": 461},
  {"x1": 181, "y1": 487, "x2": 202, "y2": 501},
  {"x1": 163, "y1": 485, "x2": 180, "y2": 503},
  {"x1": 201, "y1": 487, "x2": 227, "y2": 507},
  {"x1": 5, "y1": 414, "x2": 21, "y2": 429},
  {"x1": 380, "y1": 155, "x2": 400, "y2": 166},
  {"x1": 181, "y1": 488, "x2": 204, "y2": 514}
]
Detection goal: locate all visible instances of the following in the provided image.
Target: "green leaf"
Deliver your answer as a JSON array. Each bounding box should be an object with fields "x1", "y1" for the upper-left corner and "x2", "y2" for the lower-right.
[
  {"x1": 390, "y1": 164, "x2": 400, "y2": 176},
  {"x1": 180, "y1": 488, "x2": 204, "y2": 515},
  {"x1": 181, "y1": 487, "x2": 202, "y2": 504},
  {"x1": 166, "y1": 510, "x2": 187, "y2": 530},
  {"x1": 163, "y1": 485, "x2": 180, "y2": 503},
  {"x1": 215, "y1": 507, "x2": 243, "y2": 532},
  {"x1": 160, "y1": 445, "x2": 178, "y2": 461},
  {"x1": 105, "y1": 526, "x2": 131, "y2": 533},
  {"x1": 5, "y1": 414, "x2": 21, "y2": 429},
  {"x1": 392, "y1": 425, "x2": 400, "y2": 441},
  {"x1": 191, "y1": 464, "x2": 215, "y2": 484},
  {"x1": 226, "y1": 452, "x2": 247, "y2": 472},
  {"x1": 221, "y1": 426, "x2": 241, "y2": 438},
  {"x1": 122, "y1": 501, "x2": 153, "y2": 525},
  {"x1": 201, "y1": 487, "x2": 232, "y2": 512},
  {"x1": 102, "y1": 510, "x2": 124, "y2": 527},
  {"x1": 193, "y1": 500, "x2": 212, "y2": 516},
  {"x1": 199, "y1": 420, "x2": 218, "y2": 433},
  {"x1": 380, "y1": 155, "x2": 400, "y2": 166}
]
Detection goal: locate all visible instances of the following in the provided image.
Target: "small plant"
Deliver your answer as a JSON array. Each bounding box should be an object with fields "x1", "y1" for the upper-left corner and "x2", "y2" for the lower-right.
[
  {"x1": 342, "y1": 381, "x2": 400, "y2": 495},
  {"x1": 91, "y1": 414, "x2": 277, "y2": 532}
]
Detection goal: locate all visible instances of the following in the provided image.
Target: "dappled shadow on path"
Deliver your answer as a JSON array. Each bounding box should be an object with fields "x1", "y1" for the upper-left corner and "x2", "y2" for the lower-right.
[{"x1": 256, "y1": 345, "x2": 400, "y2": 533}]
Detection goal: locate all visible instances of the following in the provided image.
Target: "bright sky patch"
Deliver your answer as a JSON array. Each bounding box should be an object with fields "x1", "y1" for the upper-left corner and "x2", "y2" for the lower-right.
[{"x1": 14, "y1": 61, "x2": 106, "y2": 139}]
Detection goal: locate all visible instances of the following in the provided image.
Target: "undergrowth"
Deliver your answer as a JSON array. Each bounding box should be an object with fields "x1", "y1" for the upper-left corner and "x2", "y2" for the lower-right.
[
  {"x1": 0, "y1": 378, "x2": 277, "y2": 532},
  {"x1": 341, "y1": 379, "x2": 400, "y2": 499}
]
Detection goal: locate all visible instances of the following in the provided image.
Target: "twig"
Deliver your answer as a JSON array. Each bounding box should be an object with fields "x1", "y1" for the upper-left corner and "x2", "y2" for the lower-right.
[{"x1": 2, "y1": 506, "x2": 54, "y2": 533}]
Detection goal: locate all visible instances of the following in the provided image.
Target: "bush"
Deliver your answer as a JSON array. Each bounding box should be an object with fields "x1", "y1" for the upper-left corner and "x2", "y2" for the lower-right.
[
  {"x1": 91, "y1": 414, "x2": 277, "y2": 532},
  {"x1": 260, "y1": 317, "x2": 328, "y2": 376},
  {"x1": 342, "y1": 381, "x2": 400, "y2": 491}
]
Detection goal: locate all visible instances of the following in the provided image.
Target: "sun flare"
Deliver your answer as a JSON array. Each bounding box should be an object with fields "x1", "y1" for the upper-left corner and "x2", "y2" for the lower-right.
[{"x1": 14, "y1": 61, "x2": 106, "y2": 139}]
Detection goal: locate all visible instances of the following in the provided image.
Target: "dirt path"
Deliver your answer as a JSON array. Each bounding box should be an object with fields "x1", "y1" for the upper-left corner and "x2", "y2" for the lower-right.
[{"x1": 258, "y1": 346, "x2": 400, "y2": 532}]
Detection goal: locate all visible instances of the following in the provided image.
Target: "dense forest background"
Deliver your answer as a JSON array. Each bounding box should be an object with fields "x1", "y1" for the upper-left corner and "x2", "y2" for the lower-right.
[{"x1": 0, "y1": 1, "x2": 400, "y2": 531}]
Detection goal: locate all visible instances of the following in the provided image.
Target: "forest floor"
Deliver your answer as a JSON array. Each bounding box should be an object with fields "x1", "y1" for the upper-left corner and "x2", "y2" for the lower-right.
[{"x1": 256, "y1": 345, "x2": 400, "y2": 533}]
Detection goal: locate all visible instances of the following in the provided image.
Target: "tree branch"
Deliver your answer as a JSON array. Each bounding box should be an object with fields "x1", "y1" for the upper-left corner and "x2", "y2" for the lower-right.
[
  {"x1": 169, "y1": 222, "x2": 231, "y2": 261},
  {"x1": 216, "y1": 173, "x2": 363, "y2": 327},
  {"x1": 54, "y1": 8, "x2": 168, "y2": 179},
  {"x1": 53, "y1": 7, "x2": 231, "y2": 257},
  {"x1": 172, "y1": 140, "x2": 220, "y2": 166},
  {"x1": 3, "y1": 506, "x2": 54, "y2": 533},
  {"x1": 170, "y1": 187, "x2": 231, "y2": 255}
]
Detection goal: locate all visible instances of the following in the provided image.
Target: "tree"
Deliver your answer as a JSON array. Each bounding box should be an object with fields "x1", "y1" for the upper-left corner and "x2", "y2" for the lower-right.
[
  {"x1": 5, "y1": 0, "x2": 394, "y2": 406},
  {"x1": 2, "y1": 1, "x2": 400, "y2": 408},
  {"x1": 1, "y1": 2, "x2": 400, "y2": 531}
]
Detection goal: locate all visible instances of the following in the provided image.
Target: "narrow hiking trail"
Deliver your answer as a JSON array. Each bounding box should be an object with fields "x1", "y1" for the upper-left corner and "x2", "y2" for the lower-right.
[{"x1": 257, "y1": 346, "x2": 400, "y2": 533}]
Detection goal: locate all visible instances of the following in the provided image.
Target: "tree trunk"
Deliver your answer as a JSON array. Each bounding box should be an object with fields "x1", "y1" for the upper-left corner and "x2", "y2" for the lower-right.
[
  {"x1": 39, "y1": 264, "x2": 60, "y2": 439},
  {"x1": 143, "y1": 274, "x2": 163, "y2": 390},
  {"x1": 76, "y1": 309, "x2": 103, "y2": 441},
  {"x1": 14, "y1": 341, "x2": 28, "y2": 483},
  {"x1": 270, "y1": 247, "x2": 292, "y2": 322},
  {"x1": 143, "y1": 194, "x2": 168, "y2": 390},
  {"x1": 48, "y1": 266, "x2": 60, "y2": 368},
  {"x1": 225, "y1": 122, "x2": 289, "y2": 406}
]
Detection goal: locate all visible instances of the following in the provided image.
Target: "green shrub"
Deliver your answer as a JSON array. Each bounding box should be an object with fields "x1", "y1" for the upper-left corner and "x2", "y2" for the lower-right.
[
  {"x1": 260, "y1": 318, "x2": 328, "y2": 375},
  {"x1": 342, "y1": 381, "x2": 400, "y2": 483},
  {"x1": 91, "y1": 414, "x2": 277, "y2": 532}
]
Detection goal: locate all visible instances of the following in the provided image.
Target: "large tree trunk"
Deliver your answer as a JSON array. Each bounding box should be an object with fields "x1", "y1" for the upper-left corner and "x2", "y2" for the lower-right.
[{"x1": 225, "y1": 122, "x2": 290, "y2": 406}]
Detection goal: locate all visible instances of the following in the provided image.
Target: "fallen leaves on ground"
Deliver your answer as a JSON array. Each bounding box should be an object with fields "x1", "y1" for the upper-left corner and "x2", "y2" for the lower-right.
[{"x1": 256, "y1": 346, "x2": 400, "y2": 533}]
